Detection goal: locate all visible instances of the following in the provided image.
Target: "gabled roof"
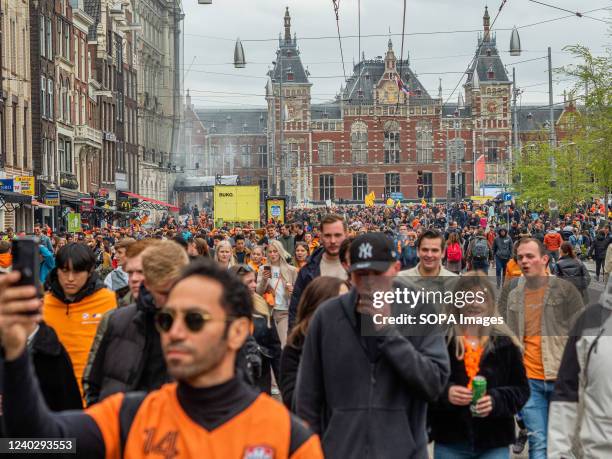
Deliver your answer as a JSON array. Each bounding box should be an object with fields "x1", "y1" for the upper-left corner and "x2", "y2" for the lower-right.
[
  {"x1": 514, "y1": 106, "x2": 564, "y2": 132},
  {"x1": 195, "y1": 108, "x2": 268, "y2": 135},
  {"x1": 269, "y1": 46, "x2": 310, "y2": 85},
  {"x1": 311, "y1": 102, "x2": 342, "y2": 120},
  {"x1": 342, "y1": 59, "x2": 430, "y2": 105},
  {"x1": 466, "y1": 36, "x2": 510, "y2": 86}
]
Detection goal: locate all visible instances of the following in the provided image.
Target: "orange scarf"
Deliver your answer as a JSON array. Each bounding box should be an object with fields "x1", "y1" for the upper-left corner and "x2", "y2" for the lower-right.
[{"x1": 463, "y1": 336, "x2": 484, "y2": 390}]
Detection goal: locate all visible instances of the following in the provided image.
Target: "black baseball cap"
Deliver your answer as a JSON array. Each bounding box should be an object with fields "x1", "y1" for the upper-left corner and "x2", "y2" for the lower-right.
[{"x1": 349, "y1": 233, "x2": 397, "y2": 273}]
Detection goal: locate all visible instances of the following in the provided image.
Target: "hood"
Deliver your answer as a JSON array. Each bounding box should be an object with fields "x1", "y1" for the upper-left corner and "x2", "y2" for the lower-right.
[
  {"x1": 498, "y1": 228, "x2": 508, "y2": 237},
  {"x1": 136, "y1": 284, "x2": 158, "y2": 315},
  {"x1": 46, "y1": 269, "x2": 105, "y2": 304}
]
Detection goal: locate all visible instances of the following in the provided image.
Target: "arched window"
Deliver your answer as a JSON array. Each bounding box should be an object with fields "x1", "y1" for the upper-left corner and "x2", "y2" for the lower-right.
[
  {"x1": 384, "y1": 121, "x2": 400, "y2": 164},
  {"x1": 351, "y1": 121, "x2": 367, "y2": 164},
  {"x1": 416, "y1": 120, "x2": 433, "y2": 163}
]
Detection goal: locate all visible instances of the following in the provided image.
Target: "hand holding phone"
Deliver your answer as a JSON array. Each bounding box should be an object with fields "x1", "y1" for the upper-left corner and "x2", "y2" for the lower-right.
[{"x1": 12, "y1": 237, "x2": 43, "y2": 304}]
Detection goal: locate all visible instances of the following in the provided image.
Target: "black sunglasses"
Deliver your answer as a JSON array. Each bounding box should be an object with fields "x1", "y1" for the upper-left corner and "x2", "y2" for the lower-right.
[{"x1": 155, "y1": 309, "x2": 235, "y2": 333}]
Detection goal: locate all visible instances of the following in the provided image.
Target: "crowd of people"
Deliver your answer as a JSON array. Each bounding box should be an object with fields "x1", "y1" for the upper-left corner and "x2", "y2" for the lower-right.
[{"x1": 0, "y1": 198, "x2": 611, "y2": 458}]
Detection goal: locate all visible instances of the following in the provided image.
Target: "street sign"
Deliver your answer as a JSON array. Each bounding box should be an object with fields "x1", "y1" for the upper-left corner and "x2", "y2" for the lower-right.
[
  {"x1": 67, "y1": 213, "x2": 82, "y2": 233},
  {"x1": 80, "y1": 198, "x2": 95, "y2": 212},
  {"x1": 390, "y1": 192, "x2": 404, "y2": 200},
  {"x1": 503, "y1": 193, "x2": 512, "y2": 202},
  {"x1": 44, "y1": 191, "x2": 60, "y2": 207},
  {"x1": 14, "y1": 176, "x2": 35, "y2": 196},
  {"x1": 0, "y1": 179, "x2": 13, "y2": 191}
]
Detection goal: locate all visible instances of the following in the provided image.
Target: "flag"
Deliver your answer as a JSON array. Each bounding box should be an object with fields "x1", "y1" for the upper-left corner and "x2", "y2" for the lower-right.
[
  {"x1": 386, "y1": 198, "x2": 395, "y2": 207},
  {"x1": 421, "y1": 198, "x2": 427, "y2": 207},
  {"x1": 364, "y1": 191, "x2": 375, "y2": 207},
  {"x1": 475, "y1": 154, "x2": 486, "y2": 182},
  {"x1": 395, "y1": 75, "x2": 412, "y2": 96}
]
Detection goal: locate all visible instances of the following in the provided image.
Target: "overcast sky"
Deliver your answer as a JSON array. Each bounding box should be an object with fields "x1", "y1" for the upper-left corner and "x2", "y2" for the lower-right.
[{"x1": 181, "y1": 0, "x2": 610, "y2": 110}]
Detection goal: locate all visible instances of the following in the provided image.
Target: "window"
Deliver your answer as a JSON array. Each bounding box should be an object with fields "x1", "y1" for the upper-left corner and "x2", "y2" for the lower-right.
[
  {"x1": 64, "y1": 21, "x2": 70, "y2": 59},
  {"x1": 10, "y1": 19, "x2": 16, "y2": 74},
  {"x1": 12, "y1": 103, "x2": 18, "y2": 166},
  {"x1": 384, "y1": 173, "x2": 400, "y2": 197},
  {"x1": 417, "y1": 170, "x2": 433, "y2": 199},
  {"x1": 258, "y1": 145, "x2": 267, "y2": 168},
  {"x1": 448, "y1": 138, "x2": 465, "y2": 162},
  {"x1": 57, "y1": 19, "x2": 62, "y2": 57},
  {"x1": 384, "y1": 121, "x2": 400, "y2": 163},
  {"x1": 351, "y1": 121, "x2": 367, "y2": 164},
  {"x1": 23, "y1": 107, "x2": 28, "y2": 168},
  {"x1": 40, "y1": 15, "x2": 46, "y2": 58},
  {"x1": 450, "y1": 172, "x2": 466, "y2": 199},
  {"x1": 46, "y1": 17, "x2": 52, "y2": 59},
  {"x1": 47, "y1": 79, "x2": 53, "y2": 119},
  {"x1": 352, "y1": 173, "x2": 368, "y2": 201},
  {"x1": 318, "y1": 141, "x2": 334, "y2": 165},
  {"x1": 416, "y1": 120, "x2": 433, "y2": 163},
  {"x1": 319, "y1": 174, "x2": 334, "y2": 201},
  {"x1": 58, "y1": 137, "x2": 69, "y2": 172},
  {"x1": 486, "y1": 139, "x2": 498, "y2": 162},
  {"x1": 241, "y1": 145, "x2": 252, "y2": 168},
  {"x1": 41, "y1": 76, "x2": 47, "y2": 119}
]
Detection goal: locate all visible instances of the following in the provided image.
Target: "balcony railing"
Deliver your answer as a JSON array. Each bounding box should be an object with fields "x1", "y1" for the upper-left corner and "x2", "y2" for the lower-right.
[{"x1": 75, "y1": 125, "x2": 103, "y2": 147}]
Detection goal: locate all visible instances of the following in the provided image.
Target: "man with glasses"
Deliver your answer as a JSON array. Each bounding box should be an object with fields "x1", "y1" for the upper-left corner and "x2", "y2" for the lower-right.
[{"x1": 0, "y1": 259, "x2": 323, "y2": 458}]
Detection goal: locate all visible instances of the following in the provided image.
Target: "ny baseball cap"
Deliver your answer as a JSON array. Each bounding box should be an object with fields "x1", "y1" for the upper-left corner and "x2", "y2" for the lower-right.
[{"x1": 349, "y1": 233, "x2": 397, "y2": 273}]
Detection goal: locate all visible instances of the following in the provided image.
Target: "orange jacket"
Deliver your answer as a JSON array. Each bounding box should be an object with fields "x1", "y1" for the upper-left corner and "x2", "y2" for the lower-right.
[
  {"x1": 43, "y1": 287, "x2": 117, "y2": 397},
  {"x1": 505, "y1": 259, "x2": 523, "y2": 279},
  {"x1": 87, "y1": 384, "x2": 323, "y2": 459},
  {"x1": 0, "y1": 252, "x2": 11, "y2": 269},
  {"x1": 543, "y1": 232, "x2": 562, "y2": 251}
]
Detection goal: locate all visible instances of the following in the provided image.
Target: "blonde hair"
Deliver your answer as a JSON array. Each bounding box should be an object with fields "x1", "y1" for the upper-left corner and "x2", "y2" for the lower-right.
[
  {"x1": 447, "y1": 271, "x2": 522, "y2": 360},
  {"x1": 142, "y1": 241, "x2": 189, "y2": 287},
  {"x1": 267, "y1": 240, "x2": 295, "y2": 282},
  {"x1": 214, "y1": 240, "x2": 237, "y2": 268}
]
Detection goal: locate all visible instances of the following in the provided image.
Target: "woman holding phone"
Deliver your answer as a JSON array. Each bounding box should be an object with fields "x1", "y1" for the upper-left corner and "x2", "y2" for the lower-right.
[{"x1": 256, "y1": 240, "x2": 297, "y2": 347}]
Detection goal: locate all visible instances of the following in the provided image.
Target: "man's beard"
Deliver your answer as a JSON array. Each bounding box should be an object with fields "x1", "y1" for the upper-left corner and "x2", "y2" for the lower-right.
[{"x1": 166, "y1": 338, "x2": 228, "y2": 381}]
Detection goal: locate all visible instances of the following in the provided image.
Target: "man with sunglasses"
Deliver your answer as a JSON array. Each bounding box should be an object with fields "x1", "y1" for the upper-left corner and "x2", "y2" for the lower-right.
[{"x1": 0, "y1": 259, "x2": 323, "y2": 458}]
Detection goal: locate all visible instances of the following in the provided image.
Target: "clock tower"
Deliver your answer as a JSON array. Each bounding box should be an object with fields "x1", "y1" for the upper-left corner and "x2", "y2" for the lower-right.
[{"x1": 266, "y1": 8, "x2": 312, "y2": 204}]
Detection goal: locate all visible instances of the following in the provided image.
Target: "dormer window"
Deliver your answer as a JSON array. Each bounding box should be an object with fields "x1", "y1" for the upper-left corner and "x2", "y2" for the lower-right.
[
  {"x1": 286, "y1": 67, "x2": 294, "y2": 81},
  {"x1": 287, "y1": 50, "x2": 292, "y2": 58},
  {"x1": 357, "y1": 89, "x2": 364, "y2": 99},
  {"x1": 243, "y1": 123, "x2": 248, "y2": 133},
  {"x1": 527, "y1": 112, "x2": 533, "y2": 120},
  {"x1": 487, "y1": 65, "x2": 495, "y2": 80},
  {"x1": 415, "y1": 89, "x2": 422, "y2": 96},
  {"x1": 365, "y1": 72, "x2": 370, "y2": 80},
  {"x1": 486, "y1": 48, "x2": 492, "y2": 57}
]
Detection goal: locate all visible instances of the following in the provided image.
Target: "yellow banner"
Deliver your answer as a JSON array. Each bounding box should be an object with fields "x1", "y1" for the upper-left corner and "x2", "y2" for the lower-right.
[
  {"x1": 15, "y1": 176, "x2": 35, "y2": 196},
  {"x1": 213, "y1": 185, "x2": 260, "y2": 226}
]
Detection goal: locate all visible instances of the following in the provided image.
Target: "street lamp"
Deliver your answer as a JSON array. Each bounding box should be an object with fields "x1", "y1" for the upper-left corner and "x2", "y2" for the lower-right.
[
  {"x1": 198, "y1": 0, "x2": 212, "y2": 4},
  {"x1": 234, "y1": 38, "x2": 246, "y2": 68},
  {"x1": 509, "y1": 26, "x2": 521, "y2": 56}
]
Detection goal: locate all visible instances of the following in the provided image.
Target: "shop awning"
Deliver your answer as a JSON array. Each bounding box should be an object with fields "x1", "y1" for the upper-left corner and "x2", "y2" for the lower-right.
[
  {"x1": 29, "y1": 199, "x2": 53, "y2": 209},
  {"x1": 0, "y1": 190, "x2": 32, "y2": 211},
  {"x1": 122, "y1": 191, "x2": 179, "y2": 212}
]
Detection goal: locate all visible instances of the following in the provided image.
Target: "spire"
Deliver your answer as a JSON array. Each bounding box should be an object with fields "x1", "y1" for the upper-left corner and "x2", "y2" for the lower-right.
[
  {"x1": 472, "y1": 67, "x2": 480, "y2": 91},
  {"x1": 438, "y1": 78, "x2": 442, "y2": 99},
  {"x1": 458, "y1": 92, "x2": 465, "y2": 109},
  {"x1": 388, "y1": 37, "x2": 393, "y2": 51},
  {"x1": 385, "y1": 38, "x2": 396, "y2": 71},
  {"x1": 186, "y1": 89, "x2": 191, "y2": 108},
  {"x1": 483, "y1": 6, "x2": 490, "y2": 42},
  {"x1": 284, "y1": 7, "x2": 291, "y2": 42}
]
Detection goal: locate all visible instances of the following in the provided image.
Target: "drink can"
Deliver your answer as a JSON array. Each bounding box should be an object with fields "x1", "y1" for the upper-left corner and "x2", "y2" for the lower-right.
[{"x1": 470, "y1": 376, "x2": 487, "y2": 417}]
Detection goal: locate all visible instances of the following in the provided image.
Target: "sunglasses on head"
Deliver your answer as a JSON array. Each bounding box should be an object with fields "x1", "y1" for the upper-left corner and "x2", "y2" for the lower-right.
[{"x1": 155, "y1": 309, "x2": 235, "y2": 333}]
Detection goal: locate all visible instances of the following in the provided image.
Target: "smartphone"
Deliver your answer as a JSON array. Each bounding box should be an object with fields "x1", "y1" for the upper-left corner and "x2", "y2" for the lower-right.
[
  {"x1": 12, "y1": 236, "x2": 43, "y2": 307},
  {"x1": 263, "y1": 265, "x2": 271, "y2": 273}
]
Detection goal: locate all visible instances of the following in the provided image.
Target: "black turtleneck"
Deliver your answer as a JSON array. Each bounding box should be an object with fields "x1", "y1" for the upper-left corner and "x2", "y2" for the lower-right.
[{"x1": 176, "y1": 376, "x2": 259, "y2": 431}]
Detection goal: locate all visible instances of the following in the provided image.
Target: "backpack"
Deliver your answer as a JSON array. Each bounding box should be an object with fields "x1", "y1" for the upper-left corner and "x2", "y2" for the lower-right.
[
  {"x1": 447, "y1": 243, "x2": 462, "y2": 262},
  {"x1": 472, "y1": 238, "x2": 489, "y2": 259}
]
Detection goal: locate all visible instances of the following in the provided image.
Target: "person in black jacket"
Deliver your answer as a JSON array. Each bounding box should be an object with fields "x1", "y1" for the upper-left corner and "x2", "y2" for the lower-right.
[
  {"x1": 0, "y1": 320, "x2": 82, "y2": 435},
  {"x1": 295, "y1": 233, "x2": 450, "y2": 458},
  {"x1": 287, "y1": 214, "x2": 348, "y2": 330},
  {"x1": 231, "y1": 264, "x2": 282, "y2": 395},
  {"x1": 493, "y1": 228, "x2": 513, "y2": 288},
  {"x1": 280, "y1": 276, "x2": 349, "y2": 409},
  {"x1": 83, "y1": 241, "x2": 189, "y2": 405},
  {"x1": 589, "y1": 229, "x2": 610, "y2": 281},
  {"x1": 555, "y1": 242, "x2": 590, "y2": 303},
  {"x1": 429, "y1": 272, "x2": 530, "y2": 459}
]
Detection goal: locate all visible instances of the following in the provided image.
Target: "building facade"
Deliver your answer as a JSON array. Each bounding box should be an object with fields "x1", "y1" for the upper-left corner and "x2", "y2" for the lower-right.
[{"x1": 0, "y1": 0, "x2": 34, "y2": 231}]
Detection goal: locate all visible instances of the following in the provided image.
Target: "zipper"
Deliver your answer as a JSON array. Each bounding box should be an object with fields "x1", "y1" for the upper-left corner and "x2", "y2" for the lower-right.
[{"x1": 365, "y1": 362, "x2": 376, "y2": 458}]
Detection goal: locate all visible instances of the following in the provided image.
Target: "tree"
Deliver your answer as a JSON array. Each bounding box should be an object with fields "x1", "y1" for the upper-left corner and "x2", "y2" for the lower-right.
[{"x1": 561, "y1": 45, "x2": 612, "y2": 201}]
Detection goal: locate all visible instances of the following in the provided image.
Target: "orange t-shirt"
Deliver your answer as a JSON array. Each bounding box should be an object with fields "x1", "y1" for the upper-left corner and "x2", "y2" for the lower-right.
[
  {"x1": 523, "y1": 285, "x2": 547, "y2": 380},
  {"x1": 86, "y1": 384, "x2": 323, "y2": 459}
]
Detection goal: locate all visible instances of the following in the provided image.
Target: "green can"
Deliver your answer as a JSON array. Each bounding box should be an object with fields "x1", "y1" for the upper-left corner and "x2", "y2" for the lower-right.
[{"x1": 470, "y1": 376, "x2": 487, "y2": 417}]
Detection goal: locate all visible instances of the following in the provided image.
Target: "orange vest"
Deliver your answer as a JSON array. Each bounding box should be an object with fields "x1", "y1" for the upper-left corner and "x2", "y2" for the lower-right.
[
  {"x1": 87, "y1": 384, "x2": 323, "y2": 459},
  {"x1": 43, "y1": 287, "x2": 117, "y2": 398}
]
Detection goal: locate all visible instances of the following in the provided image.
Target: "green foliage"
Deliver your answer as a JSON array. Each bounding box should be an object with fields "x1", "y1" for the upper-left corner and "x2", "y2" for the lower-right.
[{"x1": 515, "y1": 45, "x2": 612, "y2": 211}]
